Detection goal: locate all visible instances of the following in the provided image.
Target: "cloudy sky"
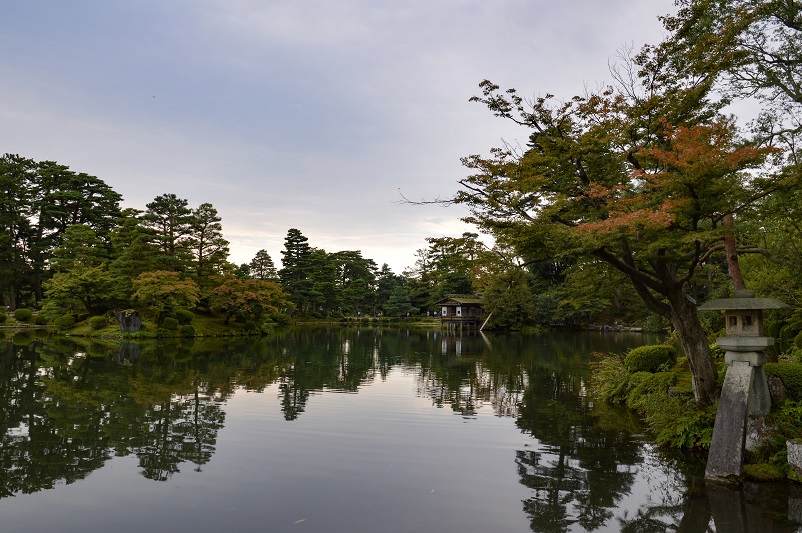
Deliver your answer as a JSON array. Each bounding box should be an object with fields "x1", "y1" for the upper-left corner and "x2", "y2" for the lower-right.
[{"x1": 0, "y1": 0, "x2": 672, "y2": 273}]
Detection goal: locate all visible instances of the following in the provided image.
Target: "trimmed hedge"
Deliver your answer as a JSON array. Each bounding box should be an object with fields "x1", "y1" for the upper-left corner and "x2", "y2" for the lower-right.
[
  {"x1": 89, "y1": 316, "x2": 107, "y2": 330},
  {"x1": 13, "y1": 308, "x2": 33, "y2": 322},
  {"x1": 175, "y1": 309, "x2": 194, "y2": 325},
  {"x1": 55, "y1": 315, "x2": 76, "y2": 330},
  {"x1": 624, "y1": 344, "x2": 677, "y2": 373},
  {"x1": 162, "y1": 317, "x2": 180, "y2": 330},
  {"x1": 181, "y1": 324, "x2": 196, "y2": 337},
  {"x1": 765, "y1": 362, "x2": 802, "y2": 400}
]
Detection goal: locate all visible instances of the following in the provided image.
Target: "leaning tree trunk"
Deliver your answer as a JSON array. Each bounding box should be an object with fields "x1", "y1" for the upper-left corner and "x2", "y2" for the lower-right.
[{"x1": 667, "y1": 292, "x2": 719, "y2": 408}]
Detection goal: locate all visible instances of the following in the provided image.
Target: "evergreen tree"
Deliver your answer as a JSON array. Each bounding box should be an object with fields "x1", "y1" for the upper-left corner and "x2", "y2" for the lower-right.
[
  {"x1": 188, "y1": 202, "x2": 230, "y2": 278},
  {"x1": 249, "y1": 249, "x2": 278, "y2": 281},
  {"x1": 279, "y1": 228, "x2": 313, "y2": 312},
  {"x1": 141, "y1": 193, "x2": 193, "y2": 272}
]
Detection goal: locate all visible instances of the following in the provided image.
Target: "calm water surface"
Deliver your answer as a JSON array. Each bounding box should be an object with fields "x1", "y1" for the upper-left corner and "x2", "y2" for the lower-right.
[{"x1": 0, "y1": 327, "x2": 800, "y2": 532}]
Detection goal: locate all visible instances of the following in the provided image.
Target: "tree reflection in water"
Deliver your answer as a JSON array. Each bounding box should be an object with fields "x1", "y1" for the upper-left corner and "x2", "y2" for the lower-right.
[{"x1": 0, "y1": 329, "x2": 800, "y2": 532}]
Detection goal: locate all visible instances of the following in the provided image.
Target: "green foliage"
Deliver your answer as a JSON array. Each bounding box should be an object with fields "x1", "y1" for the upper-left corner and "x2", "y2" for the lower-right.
[
  {"x1": 55, "y1": 315, "x2": 77, "y2": 331},
  {"x1": 743, "y1": 463, "x2": 785, "y2": 482},
  {"x1": 269, "y1": 312, "x2": 291, "y2": 327},
  {"x1": 132, "y1": 270, "x2": 200, "y2": 319},
  {"x1": 482, "y1": 268, "x2": 535, "y2": 330},
  {"x1": 210, "y1": 277, "x2": 292, "y2": 325},
  {"x1": 624, "y1": 345, "x2": 677, "y2": 374},
  {"x1": 643, "y1": 313, "x2": 670, "y2": 333},
  {"x1": 181, "y1": 324, "x2": 196, "y2": 337},
  {"x1": 591, "y1": 351, "x2": 712, "y2": 448},
  {"x1": 589, "y1": 353, "x2": 630, "y2": 404},
  {"x1": 626, "y1": 372, "x2": 678, "y2": 407},
  {"x1": 89, "y1": 316, "x2": 107, "y2": 330},
  {"x1": 764, "y1": 362, "x2": 802, "y2": 400},
  {"x1": 174, "y1": 309, "x2": 194, "y2": 325},
  {"x1": 756, "y1": 401, "x2": 802, "y2": 480},
  {"x1": 638, "y1": 394, "x2": 715, "y2": 449},
  {"x1": 34, "y1": 314, "x2": 47, "y2": 325},
  {"x1": 162, "y1": 317, "x2": 179, "y2": 330},
  {"x1": 13, "y1": 308, "x2": 32, "y2": 322},
  {"x1": 0, "y1": 313, "x2": 6, "y2": 324}
]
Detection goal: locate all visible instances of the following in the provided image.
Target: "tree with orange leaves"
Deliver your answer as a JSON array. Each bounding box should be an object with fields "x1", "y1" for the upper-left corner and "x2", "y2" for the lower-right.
[{"x1": 458, "y1": 63, "x2": 777, "y2": 406}]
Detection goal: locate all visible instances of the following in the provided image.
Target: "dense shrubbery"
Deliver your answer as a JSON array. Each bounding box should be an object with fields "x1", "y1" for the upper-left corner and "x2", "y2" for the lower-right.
[
  {"x1": 623, "y1": 345, "x2": 677, "y2": 373},
  {"x1": 174, "y1": 309, "x2": 194, "y2": 325},
  {"x1": 591, "y1": 353, "x2": 714, "y2": 448},
  {"x1": 181, "y1": 324, "x2": 196, "y2": 337},
  {"x1": 765, "y1": 362, "x2": 802, "y2": 400},
  {"x1": 0, "y1": 313, "x2": 6, "y2": 324},
  {"x1": 55, "y1": 315, "x2": 76, "y2": 330},
  {"x1": 162, "y1": 317, "x2": 179, "y2": 330},
  {"x1": 89, "y1": 316, "x2": 107, "y2": 330},
  {"x1": 13, "y1": 308, "x2": 32, "y2": 322}
]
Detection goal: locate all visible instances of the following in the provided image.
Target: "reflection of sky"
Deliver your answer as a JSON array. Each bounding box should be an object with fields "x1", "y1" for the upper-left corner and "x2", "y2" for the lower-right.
[
  {"x1": 1, "y1": 358, "x2": 799, "y2": 530},
  {"x1": 0, "y1": 369, "x2": 676, "y2": 531},
  {"x1": 0, "y1": 0, "x2": 671, "y2": 272}
]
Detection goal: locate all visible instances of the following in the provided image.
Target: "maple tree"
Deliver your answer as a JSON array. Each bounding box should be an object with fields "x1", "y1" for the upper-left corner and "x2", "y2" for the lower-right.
[{"x1": 457, "y1": 65, "x2": 775, "y2": 406}]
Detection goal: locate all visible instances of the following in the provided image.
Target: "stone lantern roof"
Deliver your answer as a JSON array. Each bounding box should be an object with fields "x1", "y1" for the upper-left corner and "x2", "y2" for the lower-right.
[
  {"x1": 697, "y1": 289, "x2": 790, "y2": 312},
  {"x1": 698, "y1": 289, "x2": 790, "y2": 355}
]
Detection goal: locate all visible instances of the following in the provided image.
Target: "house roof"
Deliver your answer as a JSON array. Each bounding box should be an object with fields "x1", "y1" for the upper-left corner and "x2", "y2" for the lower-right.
[{"x1": 434, "y1": 296, "x2": 484, "y2": 306}]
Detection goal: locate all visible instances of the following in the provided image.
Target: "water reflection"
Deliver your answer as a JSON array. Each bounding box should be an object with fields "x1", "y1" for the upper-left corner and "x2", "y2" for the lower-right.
[{"x1": 0, "y1": 328, "x2": 800, "y2": 531}]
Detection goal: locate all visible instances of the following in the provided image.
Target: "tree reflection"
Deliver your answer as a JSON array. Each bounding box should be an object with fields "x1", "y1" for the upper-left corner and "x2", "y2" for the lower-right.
[
  {"x1": 514, "y1": 368, "x2": 641, "y2": 532},
  {"x1": 0, "y1": 329, "x2": 800, "y2": 533}
]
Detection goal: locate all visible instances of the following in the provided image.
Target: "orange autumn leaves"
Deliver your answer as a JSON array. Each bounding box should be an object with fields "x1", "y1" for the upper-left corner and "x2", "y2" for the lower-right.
[{"x1": 578, "y1": 120, "x2": 774, "y2": 236}]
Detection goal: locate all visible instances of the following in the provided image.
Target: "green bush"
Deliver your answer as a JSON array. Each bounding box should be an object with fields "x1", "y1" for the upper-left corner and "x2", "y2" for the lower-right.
[
  {"x1": 89, "y1": 316, "x2": 107, "y2": 330},
  {"x1": 13, "y1": 308, "x2": 33, "y2": 322},
  {"x1": 34, "y1": 314, "x2": 47, "y2": 325},
  {"x1": 764, "y1": 362, "x2": 802, "y2": 400},
  {"x1": 181, "y1": 324, "x2": 196, "y2": 337},
  {"x1": 270, "y1": 312, "x2": 291, "y2": 327},
  {"x1": 626, "y1": 371, "x2": 678, "y2": 407},
  {"x1": 174, "y1": 309, "x2": 194, "y2": 325},
  {"x1": 624, "y1": 344, "x2": 677, "y2": 373},
  {"x1": 589, "y1": 353, "x2": 630, "y2": 404},
  {"x1": 643, "y1": 313, "x2": 670, "y2": 333},
  {"x1": 162, "y1": 317, "x2": 180, "y2": 330},
  {"x1": 0, "y1": 313, "x2": 6, "y2": 324},
  {"x1": 743, "y1": 463, "x2": 785, "y2": 482},
  {"x1": 55, "y1": 315, "x2": 76, "y2": 330}
]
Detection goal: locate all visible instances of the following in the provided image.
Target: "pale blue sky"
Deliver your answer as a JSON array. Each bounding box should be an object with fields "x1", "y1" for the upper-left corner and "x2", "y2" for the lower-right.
[{"x1": 0, "y1": 0, "x2": 671, "y2": 272}]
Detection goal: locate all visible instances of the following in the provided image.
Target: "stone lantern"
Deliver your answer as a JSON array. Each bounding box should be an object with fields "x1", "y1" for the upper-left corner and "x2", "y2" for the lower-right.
[{"x1": 698, "y1": 289, "x2": 789, "y2": 482}]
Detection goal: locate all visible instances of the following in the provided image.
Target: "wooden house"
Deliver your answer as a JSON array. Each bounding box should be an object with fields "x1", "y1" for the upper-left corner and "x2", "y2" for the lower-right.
[{"x1": 435, "y1": 295, "x2": 485, "y2": 332}]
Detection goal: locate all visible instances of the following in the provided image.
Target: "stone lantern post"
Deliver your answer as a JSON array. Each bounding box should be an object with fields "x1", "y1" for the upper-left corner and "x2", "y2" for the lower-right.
[{"x1": 698, "y1": 289, "x2": 789, "y2": 482}]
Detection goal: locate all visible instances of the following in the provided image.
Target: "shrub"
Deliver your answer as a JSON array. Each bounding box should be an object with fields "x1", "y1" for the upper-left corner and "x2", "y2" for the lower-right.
[
  {"x1": 589, "y1": 353, "x2": 630, "y2": 404},
  {"x1": 13, "y1": 308, "x2": 33, "y2": 322},
  {"x1": 743, "y1": 463, "x2": 785, "y2": 482},
  {"x1": 764, "y1": 363, "x2": 802, "y2": 400},
  {"x1": 626, "y1": 371, "x2": 678, "y2": 407},
  {"x1": 0, "y1": 313, "x2": 6, "y2": 324},
  {"x1": 174, "y1": 309, "x2": 194, "y2": 325},
  {"x1": 55, "y1": 315, "x2": 77, "y2": 330},
  {"x1": 643, "y1": 313, "x2": 670, "y2": 333},
  {"x1": 162, "y1": 317, "x2": 180, "y2": 330},
  {"x1": 270, "y1": 312, "x2": 291, "y2": 327},
  {"x1": 34, "y1": 314, "x2": 47, "y2": 325},
  {"x1": 624, "y1": 344, "x2": 677, "y2": 373},
  {"x1": 639, "y1": 393, "x2": 715, "y2": 448},
  {"x1": 181, "y1": 324, "x2": 196, "y2": 337},
  {"x1": 89, "y1": 316, "x2": 107, "y2": 330}
]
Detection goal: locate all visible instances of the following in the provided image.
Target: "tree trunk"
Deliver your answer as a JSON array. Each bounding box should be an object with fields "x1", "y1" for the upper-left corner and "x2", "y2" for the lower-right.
[
  {"x1": 722, "y1": 214, "x2": 746, "y2": 290},
  {"x1": 668, "y1": 293, "x2": 719, "y2": 408}
]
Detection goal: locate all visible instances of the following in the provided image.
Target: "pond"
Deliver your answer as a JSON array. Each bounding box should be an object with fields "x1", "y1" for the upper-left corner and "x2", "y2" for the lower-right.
[{"x1": 0, "y1": 327, "x2": 800, "y2": 532}]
